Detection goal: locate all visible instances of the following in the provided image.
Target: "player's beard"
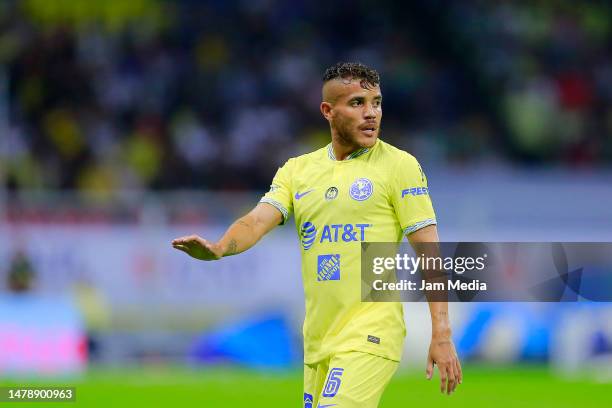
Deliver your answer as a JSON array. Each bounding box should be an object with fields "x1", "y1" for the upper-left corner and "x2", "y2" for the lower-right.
[{"x1": 333, "y1": 116, "x2": 380, "y2": 149}]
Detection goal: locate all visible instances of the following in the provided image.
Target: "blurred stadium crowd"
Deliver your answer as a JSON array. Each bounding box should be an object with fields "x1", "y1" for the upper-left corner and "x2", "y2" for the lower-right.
[{"x1": 1, "y1": 0, "x2": 611, "y2": 194}]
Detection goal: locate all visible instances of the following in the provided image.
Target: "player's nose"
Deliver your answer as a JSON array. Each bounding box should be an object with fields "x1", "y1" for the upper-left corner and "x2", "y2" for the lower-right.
[{"x1": 363, "y1": 104, "x2": 377, "y2": 119}]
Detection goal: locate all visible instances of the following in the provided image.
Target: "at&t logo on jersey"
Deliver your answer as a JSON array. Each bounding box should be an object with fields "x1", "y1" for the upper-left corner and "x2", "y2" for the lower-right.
[
  {"x1": 317, "y1": 254, "x2": 340, "y2": 281},
  {"x1": 300, "y1": 222, "x2": 371, "y2": 250},
  {"x1": 320, "y1": 224, "x2": 370, "y2": 243},
  {"x1": 349, "y1": 178, "x2": 373, "y2": 201}
]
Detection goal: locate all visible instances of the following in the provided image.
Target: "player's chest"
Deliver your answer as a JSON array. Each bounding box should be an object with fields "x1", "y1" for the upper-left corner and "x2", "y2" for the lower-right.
[{"x1": 291, "y1": 164, "x2": 389, "y2": 220}]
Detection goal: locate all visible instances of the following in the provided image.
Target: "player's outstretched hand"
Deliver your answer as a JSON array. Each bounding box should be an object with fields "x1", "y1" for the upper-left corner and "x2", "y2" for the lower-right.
[
  {"x1": 426, "y1": 337, "x2": 462, "y2": 395},
  {"x1": 171, "y1": 235, "x2": 223, "y2": 260}
]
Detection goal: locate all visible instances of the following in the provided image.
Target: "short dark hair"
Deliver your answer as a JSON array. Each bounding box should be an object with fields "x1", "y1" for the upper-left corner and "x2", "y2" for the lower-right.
[{"x1": 323, "y1": 62, "x2": 380, "y2": 89}]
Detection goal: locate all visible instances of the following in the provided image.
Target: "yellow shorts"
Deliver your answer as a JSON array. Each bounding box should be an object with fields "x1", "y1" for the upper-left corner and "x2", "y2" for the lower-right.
[{"x1": 303, "y1": 351, "x2": 399, "y2": 408}]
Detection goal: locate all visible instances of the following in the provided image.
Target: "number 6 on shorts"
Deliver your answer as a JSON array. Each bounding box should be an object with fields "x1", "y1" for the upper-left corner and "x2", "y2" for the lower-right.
[{"x1": 322, "y1": 367, "x2": 344, "y2": 397}]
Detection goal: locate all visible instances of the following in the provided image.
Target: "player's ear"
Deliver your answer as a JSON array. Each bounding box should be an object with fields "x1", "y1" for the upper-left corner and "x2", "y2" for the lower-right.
[{"x1": 320, "y1": 101, "x2": 333, "y2": 120}]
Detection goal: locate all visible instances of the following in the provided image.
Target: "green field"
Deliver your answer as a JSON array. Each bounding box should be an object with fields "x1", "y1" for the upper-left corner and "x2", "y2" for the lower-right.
[{"x1": 1, "y1": 365, "x2": 610, "y2": 408}]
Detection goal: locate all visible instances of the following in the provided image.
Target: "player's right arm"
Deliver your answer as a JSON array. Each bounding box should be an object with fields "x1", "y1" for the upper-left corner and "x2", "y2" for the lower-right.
[
  {"x1": 171, "y1": 203, "x2": 282, "y2": 260},
  {"x1": 172, "y1": 158, "x2": 295, "y2": 261}
]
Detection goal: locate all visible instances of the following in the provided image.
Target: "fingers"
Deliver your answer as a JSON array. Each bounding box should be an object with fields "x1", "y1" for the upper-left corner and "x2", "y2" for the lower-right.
[
  {"x1": 455, "y1": 356, "x2": 463, "y2": 385},
  {"x1": 172, "y1": 235, "x2": 212, "y2": 250},
  {"x1": 446, "y1": 362, "x2": 457, "y2": 395},
  {"x1": 439, "y1": 364, "x2": 448, "y2": 394},
  {"x1": 428, "y1": 342, "x2": 462, "y2": 395},
  {"x1": 445, "y1": 355, "x2": 462, "y2": 395},
  {"x1": 426, "y1": 356, "x2": 434, "y2": 380},
  {"x1": 171, "y1": 235, "x2": 220, "y2": 260},
  {"x1": 172, "y1": 234, "x2": 200, "y2": 245},
  {"x1": 438, "y1": 363, "x2": 457, "y2": 395},
  {"x1": 173, "y1": 244, "x2": 189, "y2": 253}
]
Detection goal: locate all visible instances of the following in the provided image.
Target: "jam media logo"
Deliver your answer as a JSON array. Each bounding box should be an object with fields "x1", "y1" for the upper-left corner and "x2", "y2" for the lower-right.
[
  {"x1": 349, "y1": 178, "x2": 373, "y2": 201},
  {"x1": 318, "y1": 254, "x2": 340, "y2": 281},
  {"x1": 301, "y1": 221, "x2": 317, "y2": 250},
  {"x1": 304, "y1": 393, "x2": 313, "y2": 408}
]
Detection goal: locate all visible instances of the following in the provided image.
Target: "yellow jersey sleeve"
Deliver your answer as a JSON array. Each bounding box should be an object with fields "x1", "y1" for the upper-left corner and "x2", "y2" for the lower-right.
[
  {"x1": 259, "y1": 158, "x2": 294, "y2": 224},
  {"x1": 390, "y1": 153, "x2": 437, "y2": 235}
]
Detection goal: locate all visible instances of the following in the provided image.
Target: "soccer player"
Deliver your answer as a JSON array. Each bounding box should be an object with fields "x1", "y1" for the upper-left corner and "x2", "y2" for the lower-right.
[{"x1": 172, "y1": 62, "x2": 462, "y2": 407}]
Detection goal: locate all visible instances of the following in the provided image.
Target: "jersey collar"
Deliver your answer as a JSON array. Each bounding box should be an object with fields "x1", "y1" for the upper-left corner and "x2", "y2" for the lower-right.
[{"x1": 327, "y1": 140, "x2": 378, "y2": 161}]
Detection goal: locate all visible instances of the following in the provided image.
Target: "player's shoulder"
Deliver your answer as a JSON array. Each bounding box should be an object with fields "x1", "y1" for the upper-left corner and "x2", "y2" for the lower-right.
[
  {"x1": 375, "y1": 139, "x2": 420, "y2": 166},
  {"x1": 281, "y1": 145, "x2": 328, "y2": 169}
]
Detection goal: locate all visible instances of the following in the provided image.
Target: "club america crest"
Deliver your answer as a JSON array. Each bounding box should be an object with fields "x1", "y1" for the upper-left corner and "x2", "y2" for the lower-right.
[{"x1": 349, "y1": 178, "x2": 373, "y2": 201}]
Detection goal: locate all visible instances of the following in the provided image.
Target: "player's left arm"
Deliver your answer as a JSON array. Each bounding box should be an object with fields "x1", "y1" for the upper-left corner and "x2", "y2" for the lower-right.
[
  {"x1": 407, "y1": 225, "x2": 462, "y2": 395},
  {"x1": 391, "y1": 152, "x2": 461, "y2": 394}
]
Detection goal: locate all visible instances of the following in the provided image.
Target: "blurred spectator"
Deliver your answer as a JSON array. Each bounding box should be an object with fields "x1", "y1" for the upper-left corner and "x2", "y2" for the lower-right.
[
  {"x1": 1, "y1": 0, "x2": 610, "y2": 194},
  {"x1": 449, "y1": 1, "x2": 612, "y2": 164},
  {"x1": 6, "y1": 251, "x2": 36, "y2": 293}
]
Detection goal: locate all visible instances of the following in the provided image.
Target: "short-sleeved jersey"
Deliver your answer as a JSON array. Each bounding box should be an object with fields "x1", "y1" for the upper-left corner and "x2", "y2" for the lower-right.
[{"x1": 260, "y1": 139, "x2": 436, "y2": 364}]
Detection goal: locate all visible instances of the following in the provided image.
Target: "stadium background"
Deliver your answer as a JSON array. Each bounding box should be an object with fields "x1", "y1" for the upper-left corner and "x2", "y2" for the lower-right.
[{"x1": 0, "y1": 0, "x2": 611, "y2": 406}]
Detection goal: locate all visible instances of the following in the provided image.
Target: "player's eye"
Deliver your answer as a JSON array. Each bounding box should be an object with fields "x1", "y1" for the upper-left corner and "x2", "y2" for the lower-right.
[
  {"x1": 373, "y1": 100, "x2": 382, "y2": 107},
  {"x1": 351, "y1": 100, "x2": 362, "y2": 106}
]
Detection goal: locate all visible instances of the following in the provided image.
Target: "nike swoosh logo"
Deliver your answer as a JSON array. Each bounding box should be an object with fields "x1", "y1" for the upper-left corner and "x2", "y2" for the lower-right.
[
  {"x1": 295, "y1": 189, "x2": 315, "y2": 200},
  {"x1": 317, "y1": 404, "x2": 337, "y2": 408}
]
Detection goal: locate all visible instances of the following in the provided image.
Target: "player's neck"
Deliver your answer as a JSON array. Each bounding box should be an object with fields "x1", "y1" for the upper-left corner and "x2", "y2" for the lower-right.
[{"x1": 330, "y1": 137, "x2": 370, "y2": 161}]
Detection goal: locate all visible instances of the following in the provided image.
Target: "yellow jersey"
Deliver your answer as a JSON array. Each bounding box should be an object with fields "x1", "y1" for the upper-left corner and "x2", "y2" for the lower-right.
[{"x1": 260, "y1": 139, "x2": 436, "y2": 364}]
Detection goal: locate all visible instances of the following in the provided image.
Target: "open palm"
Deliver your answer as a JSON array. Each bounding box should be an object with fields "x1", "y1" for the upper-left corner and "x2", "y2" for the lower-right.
[{"x1": 171, "y1": 235, "x2": 223, "y2": 260}]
